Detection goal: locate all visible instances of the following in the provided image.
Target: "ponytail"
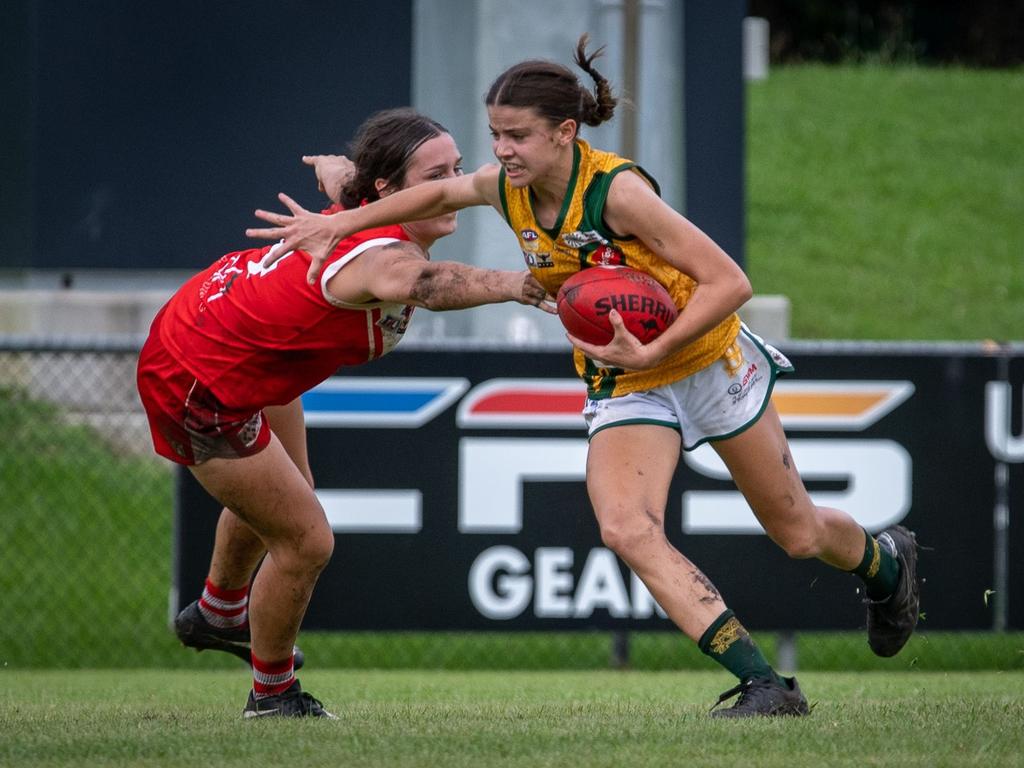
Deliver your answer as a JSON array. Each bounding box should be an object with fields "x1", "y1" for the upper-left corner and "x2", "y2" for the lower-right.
[{"x1": 573, "y1": 34, "x2": 617, "y2": 126}]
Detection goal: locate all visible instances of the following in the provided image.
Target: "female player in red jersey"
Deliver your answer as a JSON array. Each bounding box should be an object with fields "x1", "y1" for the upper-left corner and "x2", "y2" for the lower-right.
[
  {"x1": 137, "y1": 108, "x2": 554, "y2": 718},
  {"x1": 247, "y1": 38, "x2": 923, "y2": 718}
]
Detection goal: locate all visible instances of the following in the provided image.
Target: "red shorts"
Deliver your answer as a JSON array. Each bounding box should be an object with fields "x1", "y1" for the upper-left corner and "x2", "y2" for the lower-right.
[{"x1": 136, "y1": 326, "x2": 271, "y2": 466}]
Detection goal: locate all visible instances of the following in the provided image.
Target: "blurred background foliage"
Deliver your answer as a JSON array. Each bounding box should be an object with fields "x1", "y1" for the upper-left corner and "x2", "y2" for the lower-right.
[{"x1": 749, "y1": 0, "x2": 1024, "y2": 67}]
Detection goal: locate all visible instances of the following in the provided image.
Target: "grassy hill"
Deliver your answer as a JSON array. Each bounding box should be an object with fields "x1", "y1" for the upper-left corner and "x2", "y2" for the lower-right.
[{"x1": 746, "y1": 65, "x2": 1023, "y2": 341}]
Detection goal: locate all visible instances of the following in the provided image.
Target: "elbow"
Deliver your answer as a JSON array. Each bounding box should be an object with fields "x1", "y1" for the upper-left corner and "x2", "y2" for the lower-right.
[
  {"x1": 733, "y1": 272, "x2": 754, "y2": 310},
  {"x1": 407, "y1": 272, "x2": 439, "y2": 310},
  {"x1": 409, "y1": 263, "x2": 458, "y2": 311}
]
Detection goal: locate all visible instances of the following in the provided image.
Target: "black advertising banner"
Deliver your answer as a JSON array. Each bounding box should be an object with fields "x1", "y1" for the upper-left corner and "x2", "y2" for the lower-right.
[{"x1": 174, "y1": 343, "x2": 1024, "y2": 631}]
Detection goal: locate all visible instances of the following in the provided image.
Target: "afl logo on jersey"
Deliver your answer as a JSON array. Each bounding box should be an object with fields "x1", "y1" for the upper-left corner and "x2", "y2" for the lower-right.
[{"x1": 520, "y1": 229, "x2": 541, "y2": 253}]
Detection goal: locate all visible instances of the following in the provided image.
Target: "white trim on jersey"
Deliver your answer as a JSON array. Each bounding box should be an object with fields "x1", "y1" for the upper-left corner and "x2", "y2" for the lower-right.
[{"x1": 320, "y1": 237, "x2": 401, "y2": 309}]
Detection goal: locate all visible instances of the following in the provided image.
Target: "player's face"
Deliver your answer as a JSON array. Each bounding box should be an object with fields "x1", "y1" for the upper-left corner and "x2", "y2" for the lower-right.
[
  {"x1": 395, "y1": 132, "x2": 463, "y2": 245},
  {"x1": 488, "y1": 105, "x2": 574, "y2": 188}
]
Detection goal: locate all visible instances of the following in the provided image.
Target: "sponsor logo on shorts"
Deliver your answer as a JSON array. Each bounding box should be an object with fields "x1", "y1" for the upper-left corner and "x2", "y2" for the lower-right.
[
  {"x1": 239, "y1": 412, "x2": 263, "y2": 447},
  {"x1": 727, "y1": 362, "x2": 763, "y2": 404},
  {"x1": 767, "y1": 345, "x2": 793, "y2": 370}
]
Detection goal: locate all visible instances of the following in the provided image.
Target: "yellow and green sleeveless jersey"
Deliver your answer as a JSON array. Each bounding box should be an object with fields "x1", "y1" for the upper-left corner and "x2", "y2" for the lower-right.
[{"x1": 498, "y1": 139, "x2": 741, "y2": 399}]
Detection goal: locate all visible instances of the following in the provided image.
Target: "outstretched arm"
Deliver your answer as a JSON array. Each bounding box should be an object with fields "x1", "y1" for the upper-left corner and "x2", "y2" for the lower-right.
[
  {"x1": 327, "y1": 240, "x2": 556, "y2": 313},
  {"x1": 303, "y1": 154, "x2": 354, "y2": 205},
  {"x1": 247, "y1": 164, "x2": 502, "y2": 285}
]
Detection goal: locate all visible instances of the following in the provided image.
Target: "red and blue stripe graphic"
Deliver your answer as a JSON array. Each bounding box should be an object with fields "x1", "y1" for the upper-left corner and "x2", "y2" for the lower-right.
[
  {"x1": 303, "y1": 377, "x2": 914, "y2": 431},
  {"x1": 457, "y1": 379, "x2": 587, "y2": 429},
  {"x1": 302, "y1": 377, "x2": 469, "y2": 427}
]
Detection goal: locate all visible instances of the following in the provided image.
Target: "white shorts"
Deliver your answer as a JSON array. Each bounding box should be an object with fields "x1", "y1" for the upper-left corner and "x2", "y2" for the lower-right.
[{"x1": 582, "y1": 325, "x2": 794, "y2": 450}]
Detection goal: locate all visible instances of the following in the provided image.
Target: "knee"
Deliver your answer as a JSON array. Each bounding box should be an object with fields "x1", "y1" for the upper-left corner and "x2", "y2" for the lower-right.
[
  {"x1": 780, "y1": 535, "x2": 821, "y2": 560},
  {"x1": 756, "y1": 494, "x2": 827, "y2": 560},
  {"x1": 769, "y1": 522, "x2": 824, "y2": 560},
  {"x1": 303, "y1": 523, "x2": 335, "y2": 571},
  {"x1": 273, "y1": 517, "x2": 335, "y2": 575},
  {"x1": 599, "y1": 513, "x2": 663, "y2": 559}
]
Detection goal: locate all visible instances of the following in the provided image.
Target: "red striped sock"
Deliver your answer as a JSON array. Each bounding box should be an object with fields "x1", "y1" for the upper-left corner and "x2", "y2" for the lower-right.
[
  {"x1": 252, "y1": 653, "x2": 296, "y2": 699},
  {"x1": 197, "y1": 578, "x2": 248, "y2": 629}
]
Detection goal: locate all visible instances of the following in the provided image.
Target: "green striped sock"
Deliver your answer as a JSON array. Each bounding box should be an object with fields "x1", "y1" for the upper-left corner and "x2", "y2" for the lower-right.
[
  {"x1": 850, "y1": 528, "x2": 900, "y2": 600},
  {"x1": 698, "y1": 609, "x2": 781, "y2": 684}
]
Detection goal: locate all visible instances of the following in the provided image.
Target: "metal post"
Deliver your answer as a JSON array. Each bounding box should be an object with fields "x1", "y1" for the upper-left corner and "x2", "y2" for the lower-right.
[
  {"x1": 611, "y1": 630, "x2": 631, "y2": 669},
  {"x1": 620, "y1": 0, "x2": 640, "y2": 160},
  {"x1": 743, "y1": 17, "x2": 770, "y2": 81},
  {"x1": 776, "y1": 631, "x2": 798, "y2": 673},
  {"x1": 992, "y1": 351, "x2": 1012, "y2": 631},
  {"x1": 993, "y1": 462, "x2": 1009, "y2": 631}
]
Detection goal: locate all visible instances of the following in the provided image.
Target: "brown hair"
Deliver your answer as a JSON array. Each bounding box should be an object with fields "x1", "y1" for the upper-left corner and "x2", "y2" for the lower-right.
[
  {"x1": 340, "y1": 108, "x2": 450, "y2": 208},
  {"x1": 484, "y1": 34, "x2": 617, "y2": 132}
]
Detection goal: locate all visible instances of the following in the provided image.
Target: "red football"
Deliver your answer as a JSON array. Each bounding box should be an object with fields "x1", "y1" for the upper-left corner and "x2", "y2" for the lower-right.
[{"x1": 556, "y1": 266, "x2": 678, "y2": 346}]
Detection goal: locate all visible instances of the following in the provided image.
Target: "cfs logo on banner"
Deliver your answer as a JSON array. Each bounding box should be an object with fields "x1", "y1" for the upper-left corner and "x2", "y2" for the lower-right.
[
  {"x1": 301, "y1": 376, "x2": 918, "y2": 621},
  {"x1": 986, "y1": 380, "x2": 1024, "y2": 463},
  {"x1": 454, "y1": 378, "x2": 917, "y2": 535}
]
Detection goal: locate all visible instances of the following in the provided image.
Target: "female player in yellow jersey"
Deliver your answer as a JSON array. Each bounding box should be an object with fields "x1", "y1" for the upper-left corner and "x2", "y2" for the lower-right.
[{"x1": 248, "y1": 35, "x2": 920, "y2": 717}]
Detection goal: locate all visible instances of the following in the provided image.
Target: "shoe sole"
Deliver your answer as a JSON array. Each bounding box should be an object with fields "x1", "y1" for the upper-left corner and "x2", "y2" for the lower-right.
[
  {"x1": 175, "y1": 617, "x2": 253, "y2": 665},
  {"x1": 175, "y1": 616, "x2": 306, "y2": 670}
]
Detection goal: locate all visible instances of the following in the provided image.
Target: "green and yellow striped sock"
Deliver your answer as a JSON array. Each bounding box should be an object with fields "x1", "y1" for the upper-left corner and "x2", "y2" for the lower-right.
[
  {"x1": 698, "y1": 609, "x2": 781, "y2": 684},
  {"x1": 850, "y1": 528, "x2": 900, "y2": 600}
]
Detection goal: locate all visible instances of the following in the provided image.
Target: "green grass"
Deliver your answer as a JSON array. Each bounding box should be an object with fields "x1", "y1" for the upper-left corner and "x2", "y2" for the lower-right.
[
  {"x1": 1, "y1": 670, "x2": 1022, "y2": 767},
  {"x1": 291, "y1": 629, "x2": 1024, "y2": 672},
  {"x1": 747, "y1": 65, "x2": 1024, "y2": 340},
  {"x1": 0, "y1": 386, "x2": 176, "y2": 667}
]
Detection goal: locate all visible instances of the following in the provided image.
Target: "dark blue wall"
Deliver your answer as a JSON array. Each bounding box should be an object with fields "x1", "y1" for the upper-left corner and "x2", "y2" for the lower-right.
[
  {"x1": 683, "y1": 0, "x2": 747, "y2": 268},
  {"x1": 4, "y1": 2, "x2": 749, "y2": 272},
  {"x1": 3, "y1": 1, "x2": 412, "y2": 269}
]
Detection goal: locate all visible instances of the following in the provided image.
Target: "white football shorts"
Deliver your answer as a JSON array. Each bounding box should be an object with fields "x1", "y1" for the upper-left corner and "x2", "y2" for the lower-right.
[{"x1": 582, "y1": 325, "x2": 794, "y2": 450}]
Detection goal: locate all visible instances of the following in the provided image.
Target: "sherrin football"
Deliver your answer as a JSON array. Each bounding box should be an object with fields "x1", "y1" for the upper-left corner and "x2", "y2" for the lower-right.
[{"x1": 556, "y1": 266, "x2": 678, "y2": 346}]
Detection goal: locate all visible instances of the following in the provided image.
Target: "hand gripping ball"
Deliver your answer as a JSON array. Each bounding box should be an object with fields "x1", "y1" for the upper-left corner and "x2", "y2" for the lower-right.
[{"x1": 556, "y1": 266, "x2": 678, "y2": 346}]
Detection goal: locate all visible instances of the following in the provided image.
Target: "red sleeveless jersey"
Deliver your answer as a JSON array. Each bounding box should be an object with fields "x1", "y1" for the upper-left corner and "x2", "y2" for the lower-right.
[{"x1": 157, "y1": 223, "x2": 415, "y2": 412}]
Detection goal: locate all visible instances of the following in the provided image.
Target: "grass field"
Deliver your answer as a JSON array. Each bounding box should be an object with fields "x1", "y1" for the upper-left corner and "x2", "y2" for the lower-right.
[
  {"x1": 746, "y1": 65, "x2": 1024, "y2": 340},
  {"x1": 2, "y1": 670, "x2": 1023, "y2": 767}
]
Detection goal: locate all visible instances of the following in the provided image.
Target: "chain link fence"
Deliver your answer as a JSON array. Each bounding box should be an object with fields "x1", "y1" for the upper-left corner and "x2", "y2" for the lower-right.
[{"x1": 1, "y1": 337, "x2": 1021, "y2": 671}]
